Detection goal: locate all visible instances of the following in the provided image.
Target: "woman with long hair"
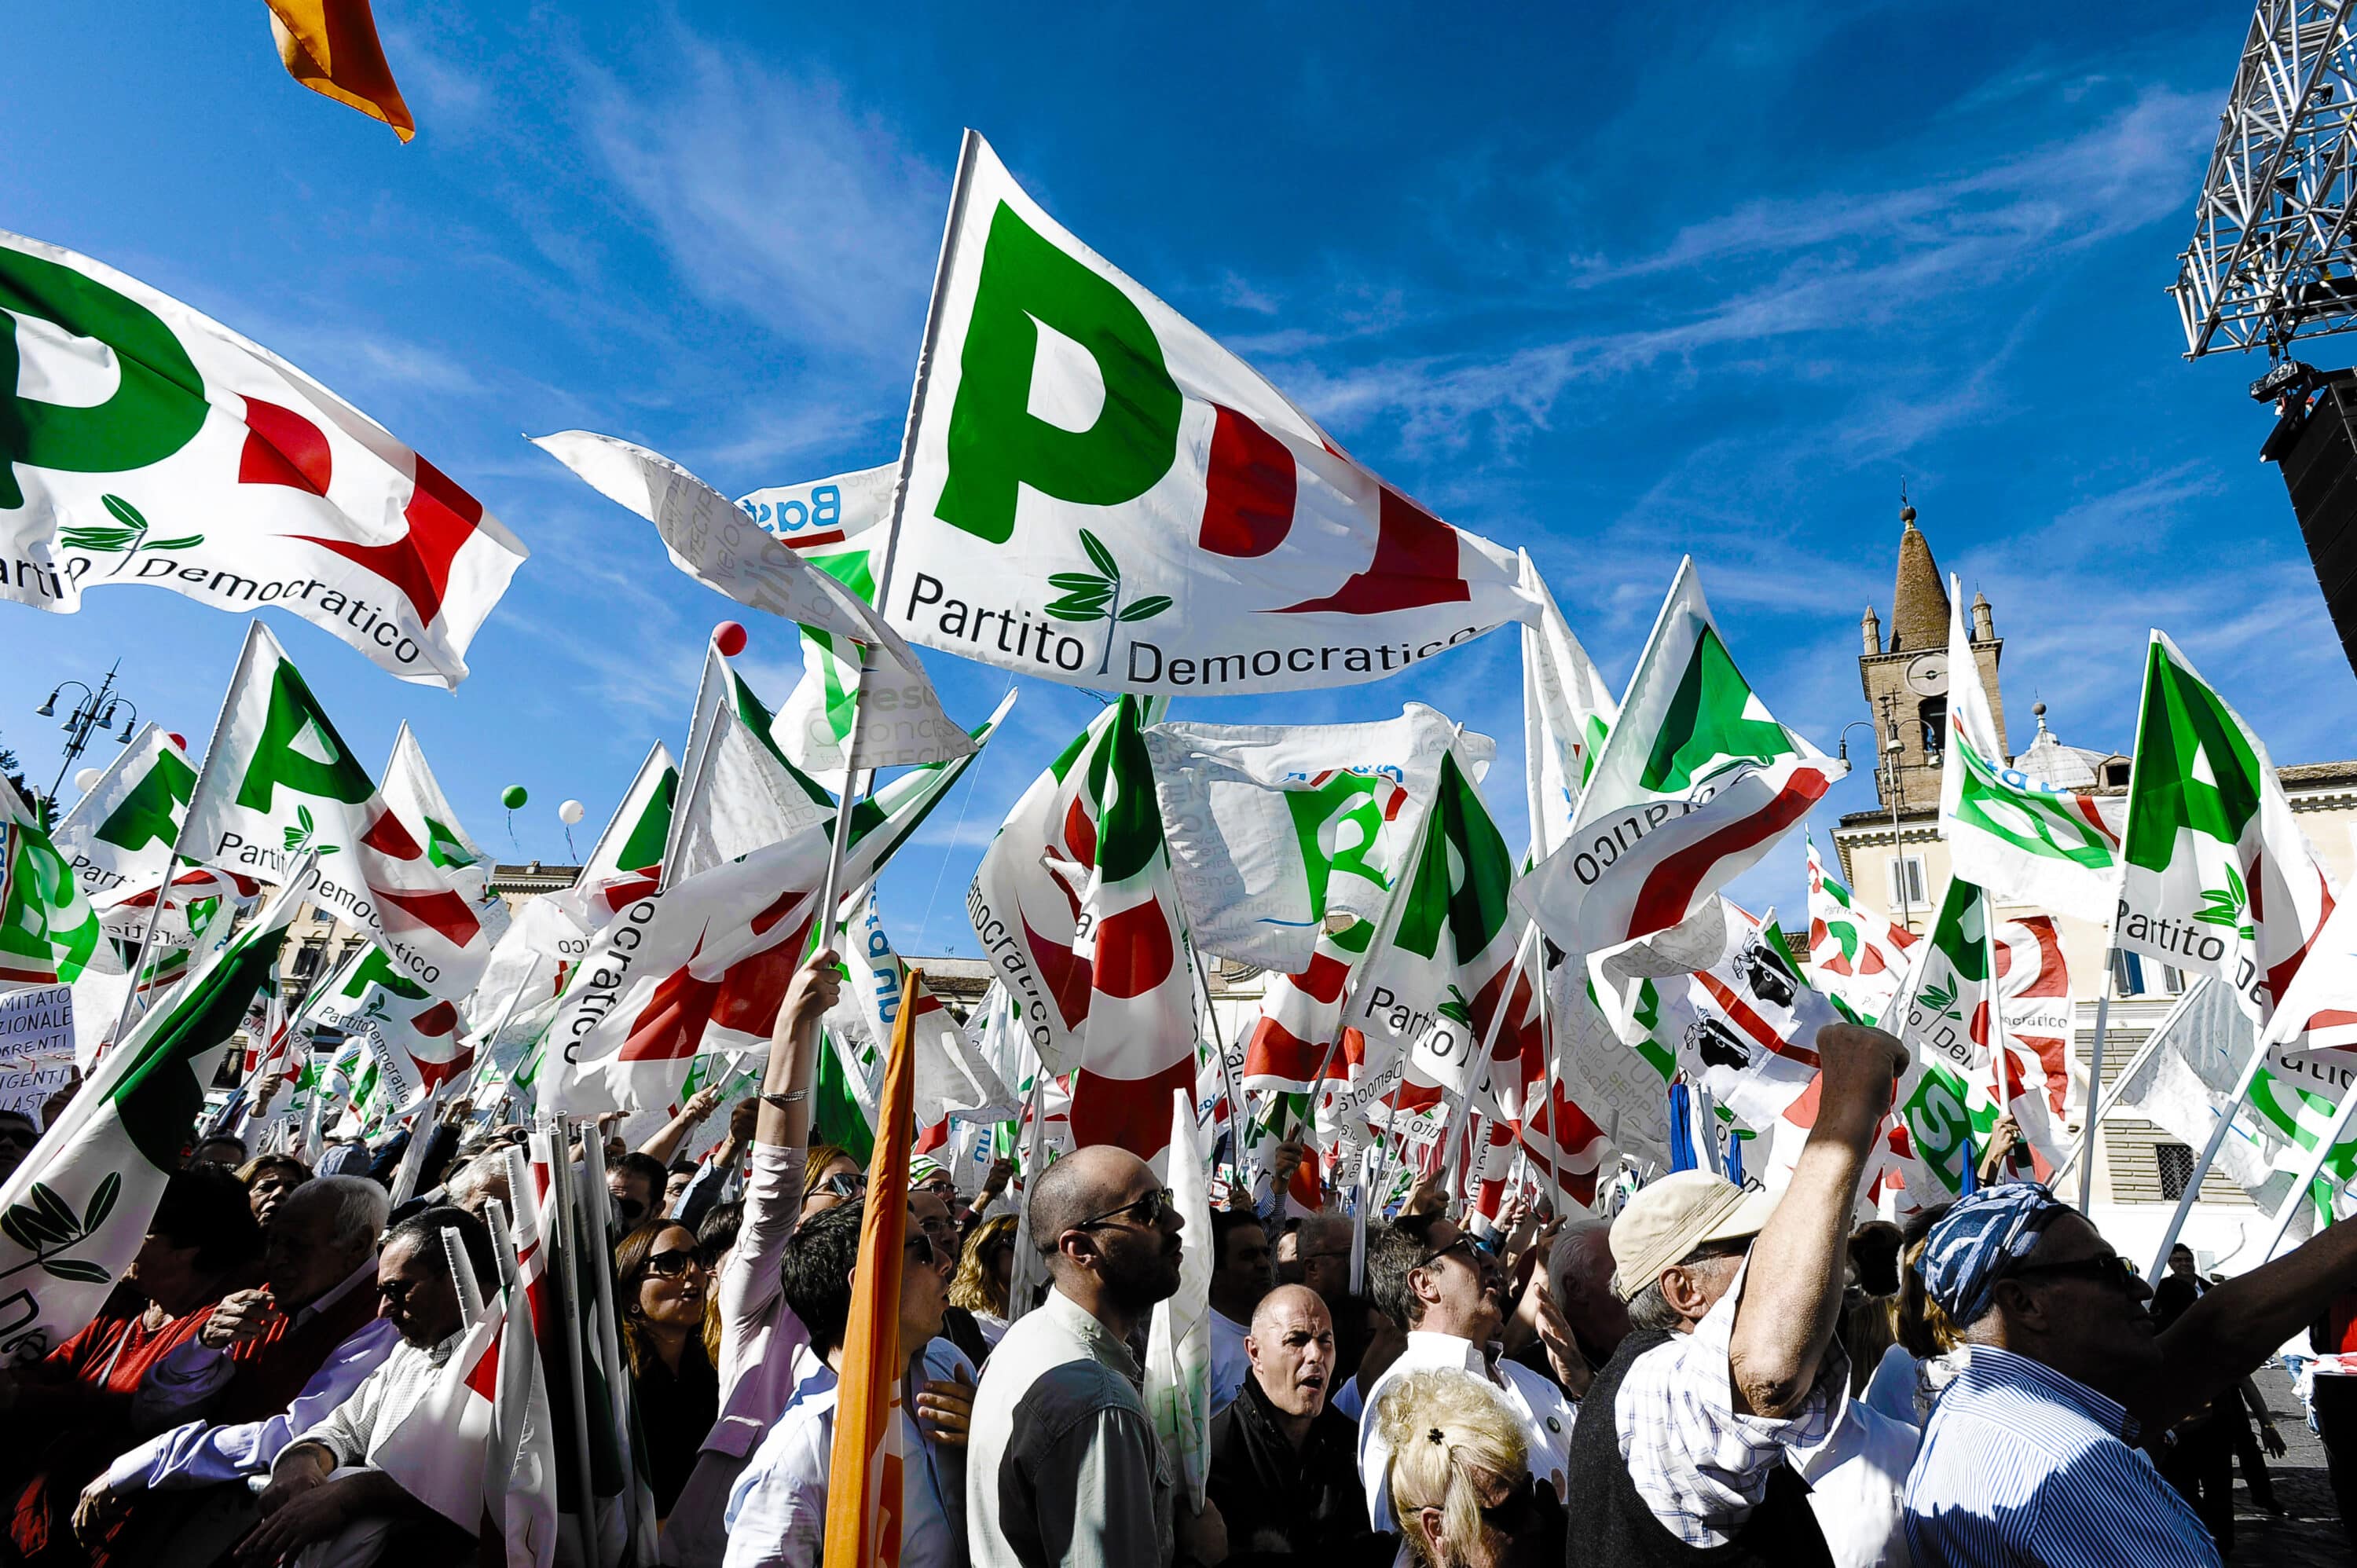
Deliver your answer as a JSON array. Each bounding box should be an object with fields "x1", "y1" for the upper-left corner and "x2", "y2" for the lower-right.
[
  {"x1": 1377, "y1": 1367, "x2": 1561, "y2": 1568},
  {"x1": 614, "y1": 1220, "x2": 722, "y2": 1520},
  {"x1": 949, "y1": 1213, "x2": 1019, "y2": 1346}
]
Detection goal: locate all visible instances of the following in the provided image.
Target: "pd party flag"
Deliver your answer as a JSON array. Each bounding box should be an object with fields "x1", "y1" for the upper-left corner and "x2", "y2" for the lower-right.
[
  {"x1": 1517, "y1": 559, "x2": 1841, "y2": 955},
  {"x1": 887, "y1": 133, "x2": 1534, "y2": 696},
  {"x1": 0, "y1": 783, "x2": 121, "y2": 989},
  {"x1": 2117, "y1": 632, "x2": 2337, "y2": 1040},
  {"x1": 1937, "y1": 574, "x2": 2123, "y2": 923},
  {"x1": 0, "y1": 872, "x2": 300, "y2": 1363},
  {"x1": 823, "y1": 960, "x2": 922, "y2": 1568},
  {"x1": 181, "y1": 621, "x2": 492, "y2": 1000},
  {"x1": 302, "y1": 943, "x2": 473, "y2": 1112},
  {"x1": 735, "y1": 464, "x2": 973, "y2": 775},
  {"x1": 265, "y1": 0, "x2": 414, "y2": 141},
  {"x1": 0, "y1": 232, "x2": 523, "y2": 685},
  {"x1": 1143, "y1": 705, "x2": 1493, "y2": 972},
  {"x1": 383, "y1": 724, "x2": 503, "y2": 921},
  {"x1": 1351, "y1": 749, "x2": 1522, "y2": 1097},
  {"x1": 1144, "y1": 1087, "x2": 1214, "y2": 1511},
  {"x1": 49, "y1": 725, "x2": 196, "y2": 903}
]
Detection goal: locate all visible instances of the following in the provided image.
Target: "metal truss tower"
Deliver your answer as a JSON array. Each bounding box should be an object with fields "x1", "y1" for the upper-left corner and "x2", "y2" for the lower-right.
[{"x1": 2172, "y1": 0, "x2": 2357, "y2": 360}]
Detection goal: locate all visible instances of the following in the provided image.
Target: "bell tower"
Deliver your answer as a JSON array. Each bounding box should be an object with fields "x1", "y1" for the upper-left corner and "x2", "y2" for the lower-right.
[{"x1": 1857, "y1": 494, "x2": 2007, "y2": 813}]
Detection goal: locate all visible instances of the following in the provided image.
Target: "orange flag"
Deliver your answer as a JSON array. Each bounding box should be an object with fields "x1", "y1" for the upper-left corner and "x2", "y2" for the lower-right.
[
  {"x1": 823, "y1": 966, "x2": 922, "y2": 1567},
  {"x1": 266, "y1": 0, "x2": 416, "y2": 141}
]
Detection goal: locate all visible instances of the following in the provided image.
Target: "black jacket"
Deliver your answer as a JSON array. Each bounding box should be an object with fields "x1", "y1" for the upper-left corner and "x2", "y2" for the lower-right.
[{"x1": 1206, "y1": 1371, "x2": 1389, "y2": 1566}]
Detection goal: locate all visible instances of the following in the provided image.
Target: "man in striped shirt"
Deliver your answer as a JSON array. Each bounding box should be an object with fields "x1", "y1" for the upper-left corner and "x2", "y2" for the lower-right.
[{"x1": 1904, "y1": 1183, "x2": 2357, "y2": 1566}]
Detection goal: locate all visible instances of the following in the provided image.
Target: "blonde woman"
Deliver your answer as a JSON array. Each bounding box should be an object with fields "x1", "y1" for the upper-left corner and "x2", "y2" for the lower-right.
[
  {"x1": 1376, "y1": 1367, "x2": 1561, "y2": 1568},
  {"x1": 950, "y1": 1212, "x2": 1019, "y2": 1346}
]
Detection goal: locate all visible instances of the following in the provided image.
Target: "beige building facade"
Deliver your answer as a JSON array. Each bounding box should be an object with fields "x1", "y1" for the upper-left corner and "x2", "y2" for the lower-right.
[{"x1": 1833, "y1": 504, "x2": 2357, "y2": 1269}]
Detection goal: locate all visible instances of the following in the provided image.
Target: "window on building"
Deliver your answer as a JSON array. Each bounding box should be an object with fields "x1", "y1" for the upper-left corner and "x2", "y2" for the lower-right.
[
  {"x1": 1886, "y1": 855, "x2": 1928, "y2": 912},
  {"x1": 2103, "y1": 760, "x2": 2132, "y2": 787},
  {"x1": 2156, "y1": 1142, "x2": 2196, "y2": 1201},
  {"x1": 2162, "y1": 965, "x2": 2187, "y2": 995},
  {"x1": 291, "y1": 942, "x2": 324, "y2": 980},
  {"x1": 2111, "y1": 948, "x2": 2149, "y2": 996},
  {"x1": 1918, "y1": 697, "x2": 1947, "y2": 760}
]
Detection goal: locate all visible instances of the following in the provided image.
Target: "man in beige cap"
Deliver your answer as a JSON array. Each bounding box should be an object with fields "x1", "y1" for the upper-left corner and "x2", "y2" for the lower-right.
[{"x1": 1563, "y1": 1021, "x2": 1908, "y2": 1566}]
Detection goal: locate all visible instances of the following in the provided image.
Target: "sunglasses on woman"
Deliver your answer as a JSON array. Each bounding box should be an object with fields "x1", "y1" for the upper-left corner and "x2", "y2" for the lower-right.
[
  {"x1": 817, "y1": 1172, "x2": 867, "y2": 1200},
  {"x1": 645, "y1": 1247, "x2": 708, "y2": 1279}
]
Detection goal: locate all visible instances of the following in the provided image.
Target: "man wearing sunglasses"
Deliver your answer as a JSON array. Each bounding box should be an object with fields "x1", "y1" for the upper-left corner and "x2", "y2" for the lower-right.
[
  {"x1": 968, "y1": 1144, "x2": 1212, "y2": 1568},
  {"x1": 1354, "y1": 1211, "x2": 1577, "y2": 1534},
  {"x1": 1904, "y1": 1180, "x2": 2357, "y2": 1566}
]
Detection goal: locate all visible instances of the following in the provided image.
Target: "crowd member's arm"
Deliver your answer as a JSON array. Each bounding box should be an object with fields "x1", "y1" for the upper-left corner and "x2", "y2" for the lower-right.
[
  {"x1": 1974, "y1": 1115, "x2": 2022, "y2": 1185},
  {"x1": 76, "y1": 1321, "x2": 400, "y2": 1544},
  {"x1": 2155, "y1": 1217, "x2": 2357, "y2": 1427},
  {"x1": 640, "y1": 1085, "x2": 724, "y2": 1167},
  {"x1": 671, "y1": 1098, "x2": 755, "y2": 1228},
  {"x1": 715, "y1": 955, "x2": 838, "y2": 1369},
  {"x1": 125, "y1": 1288, "x2": 282, "y2": 1429},
  {"x1": 1728, "y1": 1024, "x2": 1904, "y2": 1418},
  {"x1": 1398, "y1": 1169, "x2": 1449, "y2": 1219},
  {"x1": 1253, "y1": 1141, "x2": 1307, "y2": 1225},
  {"x1": 959, "y1": 1156, "x2": 1015, "y2": 1237},
  {"x1": 240, "y1": 1442, "x2": 442, "y2": 1564}
]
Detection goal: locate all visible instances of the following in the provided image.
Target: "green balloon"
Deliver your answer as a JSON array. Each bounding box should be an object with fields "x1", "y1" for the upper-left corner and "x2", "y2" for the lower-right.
[{"x1": 501, "y1": 785, "x2": 529, "y2": 810}]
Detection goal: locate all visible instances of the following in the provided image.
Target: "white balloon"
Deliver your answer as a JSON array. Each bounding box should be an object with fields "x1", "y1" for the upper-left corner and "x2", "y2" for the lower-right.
[
  {"x1": 73, "y1": 767, "x2": 103, "y2": 792},
  {"x1": 558, "y1": 799, "x2": 585, "y2": 826}
]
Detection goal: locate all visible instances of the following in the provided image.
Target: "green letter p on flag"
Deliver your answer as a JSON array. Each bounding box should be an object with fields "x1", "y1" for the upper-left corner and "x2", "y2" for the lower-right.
[
  {"x1": 0, "y1": 870, "x2": 304, "y2": 1364},
  {"x1": 2116, "y1": 632, "x2": 2336, "y2": 1040},
  {"x1": 892, "y1": 134, "x2": 1536, "y2": 695}
]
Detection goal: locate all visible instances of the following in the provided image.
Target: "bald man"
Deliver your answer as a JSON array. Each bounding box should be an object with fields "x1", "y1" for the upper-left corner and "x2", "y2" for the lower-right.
[
  {"x1": 967, "y1": 1145, "x2": 1199, "y2": 1568},
  {"x1": 1206, "y1": 1285, "x2": 1375, "y2": 1559}
]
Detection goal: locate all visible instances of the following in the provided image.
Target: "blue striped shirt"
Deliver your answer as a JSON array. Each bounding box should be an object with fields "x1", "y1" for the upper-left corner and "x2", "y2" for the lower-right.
[{"x1": 1903, "y1": 1346, "x2": 2218, "y2": 1567}]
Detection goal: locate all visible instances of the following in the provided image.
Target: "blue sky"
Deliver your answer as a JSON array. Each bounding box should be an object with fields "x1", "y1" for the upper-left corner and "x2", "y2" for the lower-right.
[{"x1": 5, "y1": 2, "x2": 2348, "y2": 957}]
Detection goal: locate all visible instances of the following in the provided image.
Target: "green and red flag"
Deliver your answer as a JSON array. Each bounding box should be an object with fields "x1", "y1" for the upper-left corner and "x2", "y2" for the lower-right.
[
  {"x1": 181, "y1": 621, "x2": 493, "y2": 999},
  {"x1": 735, "y1": 463, "x2": 972, "y2": 776},
  {"x1": 2117, "y1": 632, "x2": 2337, "y2": 1044},
  {"x1": 1518, "y1": 559, "x2": 1842, "y2": 954},
  {"x1": 1352, "y1": 749, "x2": 1522, "y2": 1097},
  {"x1": 0, "y1": 870, "x2": 302, "y2": 1363},
  {"x1": 49, "y1": 724, "x2": 196, "y2": 904},
  {"x1": 0, "y1": 232, "x2": 524, "y2": 686},
  {"x1": 1143, "y1": 705, "x2": 1490, "y2": 973},
  {"x1": 888, "y1": 134, "x2": 1534, "y2": 696},
  {"x1": 0, "y1": 781, "x2": 120, "y2": 990}
]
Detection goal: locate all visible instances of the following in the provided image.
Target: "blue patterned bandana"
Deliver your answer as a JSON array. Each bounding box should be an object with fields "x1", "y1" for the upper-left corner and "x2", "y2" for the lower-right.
[{"x1": 1919, "y1": 1181, "x2": 2071, "y2": 1326}]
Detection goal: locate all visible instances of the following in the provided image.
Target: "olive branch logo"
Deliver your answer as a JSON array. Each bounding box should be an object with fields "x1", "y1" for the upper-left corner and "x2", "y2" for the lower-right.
[
  {"x1": 0, "y1": 1174, "x2": 120, "y2": 1287},
  {"x1": 2195, "y1": 865, "x2": 2256, "y2": 943},
  {"x1": 1436, "y1": 984, "x2": 1473, "y2": 1025},
  {"x1": 1045, "y1": 529, "x2": 1172, "y2": 676},
  {"x1": 57, "y1": 496, "x2": 203, "y2": 578},
  {"x1": 281, "y1": 805, "x2": 339, "y2": 857},
  {"x1": 1919, "y1": 980, "x2": 1962, "y2": 1022}
]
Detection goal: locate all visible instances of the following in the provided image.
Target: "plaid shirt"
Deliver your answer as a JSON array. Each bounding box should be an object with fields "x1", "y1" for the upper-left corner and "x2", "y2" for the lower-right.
[{"x1": 1613, "y1": 1262, "x2": 1846, "y2": 1548}]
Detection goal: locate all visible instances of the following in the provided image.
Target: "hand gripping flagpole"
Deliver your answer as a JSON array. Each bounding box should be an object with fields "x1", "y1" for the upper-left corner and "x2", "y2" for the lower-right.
[{"x1": 812, "y1": 130, "x2": 984, "y2": 929}]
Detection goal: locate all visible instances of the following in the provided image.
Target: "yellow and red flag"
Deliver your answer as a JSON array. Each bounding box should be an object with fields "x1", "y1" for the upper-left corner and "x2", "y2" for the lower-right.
[
  {"x1": 823, "y1": 966, "x2": 922, "y2": 1566},
  {"x1": 265, "y1": 0, "x2": 416, "y2": 141}
]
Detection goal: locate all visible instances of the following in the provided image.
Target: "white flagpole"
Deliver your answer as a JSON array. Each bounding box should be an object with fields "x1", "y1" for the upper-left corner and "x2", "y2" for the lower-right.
[
  {"x1": 2071, "y1": 940, "x2": 2121, "y2": 1211},
  {"x1": 440, "y1": 1224, "x2": 485, "y2": 1326},
  {"x1": 534, "y1": 1123, "x2": 603, "y2": 1560},
  {"x1": 482, "y1": 1196, "x2": 519, "y2": 1287},
  {"x1": 812, "y1": 129, "x2": 984, "y2": 927},
  {"x1": 2146, "y1": 1046, "x2": 2271, "y2": 1283}
]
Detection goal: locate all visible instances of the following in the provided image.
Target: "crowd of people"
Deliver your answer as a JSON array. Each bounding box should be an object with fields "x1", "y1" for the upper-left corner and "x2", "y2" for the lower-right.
[{"x1": 7, "y1": 958, "x2": 2357, "y2": 1568}]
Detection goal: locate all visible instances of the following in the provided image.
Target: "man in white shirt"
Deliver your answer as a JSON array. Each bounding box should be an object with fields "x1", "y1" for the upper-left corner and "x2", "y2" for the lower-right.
[
  {"x1": 233, "y1": 1206, "x2": 500, "y2": 1566},
  {"x1": 1355, "y1": 1213, "x2": 1578, "y2": 1530},
  {"x1": 723, "y1": 1197, "x2": 977, "y2": 1568},
  {"x1": 1205, "y1": 1208, "x2": 1275, "y2": 1418}
]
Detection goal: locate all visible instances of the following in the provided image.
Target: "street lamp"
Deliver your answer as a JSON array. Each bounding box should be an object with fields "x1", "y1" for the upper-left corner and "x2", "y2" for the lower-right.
[
  {"x1": 1837, "y1": 717, "x2": 1915, "y2": 933},
  {"x1": 35, "y1": 661, "x2": 137, "y2": 819}
]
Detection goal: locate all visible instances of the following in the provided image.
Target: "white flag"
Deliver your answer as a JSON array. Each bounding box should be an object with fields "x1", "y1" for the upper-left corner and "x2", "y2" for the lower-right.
[{"x1": 1519, "y1": 549, "x2": 1618, "y2": 862}]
